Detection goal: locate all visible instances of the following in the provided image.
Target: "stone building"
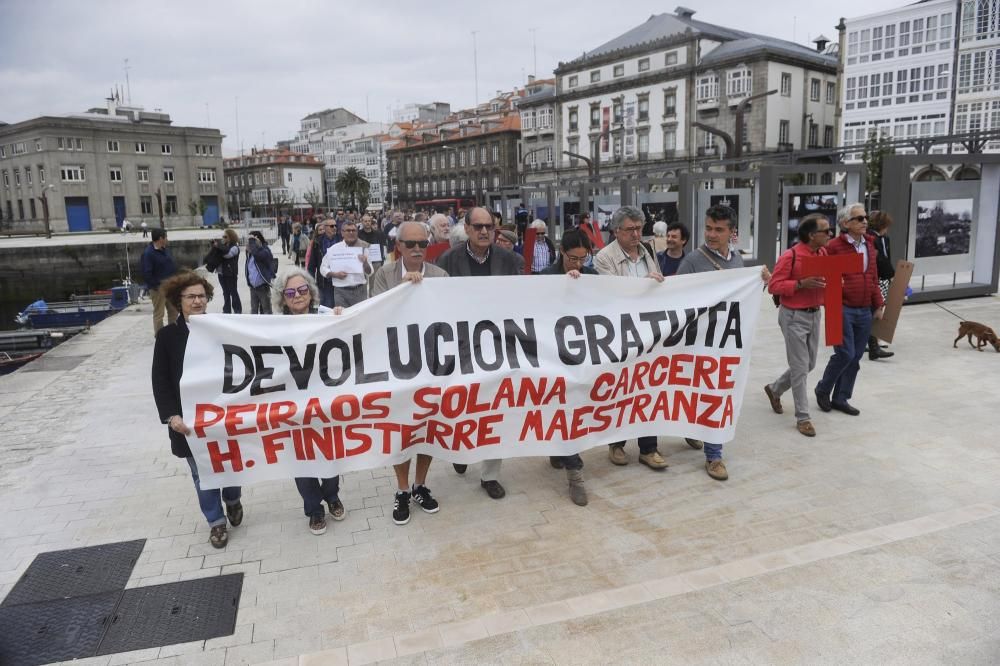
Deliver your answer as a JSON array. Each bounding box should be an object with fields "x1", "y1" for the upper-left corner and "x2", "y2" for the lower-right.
[
  {"x1": 0, "y1": 96, "x2": 225, "y2": 232},
  {"x1": 386, "y1": 90, "x2": 522, "y2": 210},
  {"x1": 223, "y1": 149, "x2": 324, "y2": 219}
]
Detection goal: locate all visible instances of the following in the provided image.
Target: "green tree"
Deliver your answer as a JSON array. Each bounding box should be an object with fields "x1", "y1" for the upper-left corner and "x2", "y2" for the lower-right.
[
  {"x1": 334, "y1": 167, "x2": 371, "y2": 211},
  {"x1": 861, "y1": 133, "x2": 894, "y2": 197}
]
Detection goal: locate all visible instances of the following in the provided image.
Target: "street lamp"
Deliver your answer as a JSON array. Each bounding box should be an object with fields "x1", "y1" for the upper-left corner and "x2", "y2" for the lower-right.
[
  {"x1": 38, "y1": 184, "x2": 54, "y2": 239},
  {"x1": 521, "y1": 147, "x2": 549, "y2": 185}
]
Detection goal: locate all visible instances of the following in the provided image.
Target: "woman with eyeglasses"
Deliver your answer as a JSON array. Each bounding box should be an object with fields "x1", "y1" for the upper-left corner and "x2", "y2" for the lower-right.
[
  {"x1": 152, "y1": 271, "x2": 244, "y2": 549},
  {"x1": 537, "y1": 229, "x2": 597, "y2": 507},
  {"x1": 270, "y1": 267, "x2": 348, "y2": 535}
]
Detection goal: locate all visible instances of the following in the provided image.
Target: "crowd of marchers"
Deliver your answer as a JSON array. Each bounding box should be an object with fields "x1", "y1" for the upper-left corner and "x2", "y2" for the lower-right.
[{"x1": 143, "y1": 201, "x2": 896, "y2": 548}]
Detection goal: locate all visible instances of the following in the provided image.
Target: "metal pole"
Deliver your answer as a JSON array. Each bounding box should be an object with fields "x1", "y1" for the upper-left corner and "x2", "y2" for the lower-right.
[{"x1": 471, "y1": 31, "x2": 480, "y2": 107}]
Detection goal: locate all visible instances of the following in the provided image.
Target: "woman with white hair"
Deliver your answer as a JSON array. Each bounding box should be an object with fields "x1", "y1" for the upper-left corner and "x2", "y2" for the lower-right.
[
  {"x1": 651, "y1": 221, "x2": 669, "y2": 254},
  {"x1": 529, "y1": 219, "x2": 556, "y2": 273},
  {"x1": 270, "y1": 267, "x2": 347, "y2": 534}
]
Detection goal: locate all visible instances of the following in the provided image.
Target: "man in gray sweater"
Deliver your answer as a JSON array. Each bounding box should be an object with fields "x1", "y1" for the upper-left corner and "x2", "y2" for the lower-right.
[{"x1": 676, "y1": 205, "x2": 771, "y2": 481}]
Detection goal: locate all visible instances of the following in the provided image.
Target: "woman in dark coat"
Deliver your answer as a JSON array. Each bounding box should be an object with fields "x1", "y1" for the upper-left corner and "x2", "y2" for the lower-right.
[
  {"x1": 205, "y1": 228, "x2": 242, "y2": 313},
  {"x1": 867, "y1": 210, "x2": 895, "y2": 361},
  {"x1": 151, "y1": 271, "x2": 243, "y2": 548}
]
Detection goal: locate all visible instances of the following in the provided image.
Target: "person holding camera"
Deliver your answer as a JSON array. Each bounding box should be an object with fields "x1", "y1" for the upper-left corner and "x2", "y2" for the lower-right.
[{"x1": 204, "y1": 228, "x2": 242, "y2": 313}]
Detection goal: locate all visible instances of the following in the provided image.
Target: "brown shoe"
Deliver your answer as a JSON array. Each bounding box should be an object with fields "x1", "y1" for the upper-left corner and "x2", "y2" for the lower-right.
[
  {"x1": 209, "y1": 525, "x2": 229, "y2": 549},
  {"x1": 608, "y1": 445, "x2": 628, "y2": 466},
  {"x1": 705, "y1": 460, "x2": 728, "y2": 481},
  {"x1": 796, "y1": 420, "x2": 816, "y2": 437},
  {"x1": 638, "y1": 451, "x2": 669, "y2": 470},
  {"x1": 764, "y1": 385, "x2": 783, "y2": 414},
  {"x1": 685, "y1": 438, "x2": 704, "y2": 450}
]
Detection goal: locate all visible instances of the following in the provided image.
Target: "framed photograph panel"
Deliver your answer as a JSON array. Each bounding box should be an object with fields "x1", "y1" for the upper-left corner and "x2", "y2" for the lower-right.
[{"x1": 907, "y1": 181, "x2": 979, "y2": 276}]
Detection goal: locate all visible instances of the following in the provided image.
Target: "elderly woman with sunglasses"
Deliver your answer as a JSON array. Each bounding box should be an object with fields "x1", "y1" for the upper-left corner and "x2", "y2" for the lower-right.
[{"x1": 270, "y1": 267, "x2": 347, "y2": 535}]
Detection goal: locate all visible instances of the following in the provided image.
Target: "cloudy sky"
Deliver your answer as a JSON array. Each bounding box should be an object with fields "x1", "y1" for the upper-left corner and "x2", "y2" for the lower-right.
[{"x1": 2, "y1": 0, "x2": 904, "y2": 155}]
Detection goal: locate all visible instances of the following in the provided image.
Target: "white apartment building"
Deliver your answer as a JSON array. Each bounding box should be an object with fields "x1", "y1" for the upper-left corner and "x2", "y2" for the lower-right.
[
  {"x1": 955, "y1": 0, "x2": 1000, "y2": 149},
  {"x1": 841, "y1": 0, "x2": 957, "y2": 157}
]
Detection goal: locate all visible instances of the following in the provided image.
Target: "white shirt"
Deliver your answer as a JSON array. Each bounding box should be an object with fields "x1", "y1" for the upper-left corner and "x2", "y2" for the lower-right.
[
  {"x1": 622, "y1": 251, "x2": 650, "y2": 279},
  {"x1": 847, "y1": 234, "x2": 869, "y2": 272}
]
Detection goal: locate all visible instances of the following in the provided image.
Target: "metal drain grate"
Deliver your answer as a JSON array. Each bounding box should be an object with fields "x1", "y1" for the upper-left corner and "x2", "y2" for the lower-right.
[
  {"x1": 0, "y1": 591, "x2": 119, "y2": 666},
  {"x1": 1, "y1": 539, "x2": 145, "y2": 606},
  {"x1": 97, "y1": 573, "x2": 244, "y2": 654}
]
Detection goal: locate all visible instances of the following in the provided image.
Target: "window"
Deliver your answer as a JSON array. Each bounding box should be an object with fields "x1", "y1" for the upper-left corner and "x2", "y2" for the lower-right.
[
  {"x1": 17, "y1": 200, "x2": 24, "y2": 220},
  {"x1": 431, "y1": 155, "x2": 437, "y2": 170},
  {"x1": 29, "y1": 199, "x2": 36, "y2": 219},
  {"x1": 140, "y1": 196, "x2": 153, "y2": 215},
  {"x1": 538, "y1": 107, "x2": 553, "y2": 129},
  {"x1": 872, "y1": 26, "x2": 883, "y2": 53},
  {"x1": 663, "y1": 89, "x2": 677, "y2": 116},
  {"x1": 480, "y1": 145, "x2": 487, "y2": 164},
  {"x1": 899, "y1": 19, "x2": 910, "y2": 55},
  {"x1": 826, "y1": 81, "x2": 836, "y2": 104},
  {"x1": 161, "y1": 144, "x2": 172, "y2": 155},
  {"x1": 1, "y1": 170, "x2": 6, "y2": 186},
  {"x1": 75, "y1": 138, "x2": 82, "y2": 150},
  {"x1": 638, "y1": 132, "x2": 649, "y2": 157},
  {"x1": 165, "y1": 195, "x2": 178, "y2": 215},
  {"x1": 135, "y1": 142, "x2": 146, "y2": 153},
  {"x1": 137, "y1": 166, "x2": 149, "y2": 182},
  {"x1": 459, "y1": 150, "x2": 466, "y2": 167},
  {"x1": 449, "y1": 152, "x2": 456, "y2": 168},
  {"x1": 663, "y1": 128, "x2": 677, "y2": 152},
  {"x1": 198, "y1": 168, "x2": 216, "y2": 183},
  {"x1": 24, "y1": 167, "x2": 31, "y2": 185},
  {"x1": 883, "y1": 72, "x2": 894, "y2": 97},
  {"x1": 491, "y1": 144, "x2": 499, "y2": 163},
  {"x1": 779, "y1": 120, "x2": 790, "y2": 145},
  {"x1": 665, "y1": 51, "x2": 678, "y2": 66},
  {"x1": 590, "y1": 70, "x2": 601, "y2": 83},
  {"x1": 34, "y1": 139, "x2": 41, "y2": 152},
  {"x1": 109, "y1": 167, "x2": 123, "y2": 182},
  {"x1": 810, "y1": 78, "x2": 821, "y2": 101},
  {"x1": 38, "y1": 166, "x2": 44, "y2": 183},
  {"x1": 568, "y1": 75, "x2": 578, "y2": 88},
  {"x1": 57, "y1": 138, "x2": 64, "y2": 150},
  {"x1": 12, "y1": 142, "x2": 26, "y2": 155},
  {"x1": 780, "y1": 72, "x2": 792, "y2": 96},
  {"x1": 590, "y1": 103, "x2": 600, "y2": 128},
  {"x1": 696, "y1": 73, "x2": 719, "y2": 101},
  {"x1": 567, "y1": 139, "x2": 579, "y2": 163},
  {"x1": 469, "y1": 147, "x2": 476, "y2": 166},
  {"x1": 107, "y1": 140, "x2": 119, "y2": 152},
  {"x1": 60, "y1": 165, "x2": 85, "y2": 182},
  {"x1": 824, "y1": 125, "x2": 834, "y2": 147},
  {"x1": 808, "y1": 123, "x2": 819, "y2": 147},
  {"x1": 613, "y1": 64, "x2": 624, "y2": 78},
  {"x1": 728, "y1": 68, "x2": 752, "y2": 98},
  {"x1": 638, "y1": 95, "x2": 649, "y2": 121},
  {"x1": 612, "y1": 101, "x2": 622, "y2": 123},
  {"x1": 13, "y1": 169, "x2": 20, "y2": 186},
  {"x1": 638, "y1": 58, "x2": 650, "y2": 72},
  {"x1": 568, "y1": 107, "x2": 578, "y2": 132},
  {"x1": 163, "y1": 167, "x2": 174, "y2": 183}
]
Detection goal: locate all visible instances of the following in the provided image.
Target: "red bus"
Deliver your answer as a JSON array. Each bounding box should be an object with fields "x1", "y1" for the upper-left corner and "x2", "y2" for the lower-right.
[{"x1": 415, "y1": 198, "x2": 476, "y2": 214}]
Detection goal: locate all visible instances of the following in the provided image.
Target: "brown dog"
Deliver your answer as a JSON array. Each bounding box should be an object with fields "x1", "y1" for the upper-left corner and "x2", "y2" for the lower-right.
[{"x1": 954, "y1": 321, "x2": 1000, "y2": 352}]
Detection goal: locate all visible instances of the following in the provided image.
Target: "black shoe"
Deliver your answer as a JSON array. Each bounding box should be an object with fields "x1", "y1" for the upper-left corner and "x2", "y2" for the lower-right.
[
  {"x1": 411, "y1": 485, "x2": 439, "y2": 513},
  {"x1": 480, "y1": 479, "x2": 506, "y2": 499},
  {"x1": 549, "y1": 457, "x2": 564, "y2": 469},
  {"x1": 815, "y1": 389, "x2": 832, "y2": 413},
  {"x1": 831, "y1": 401, "x2": 861, "y2": 416},
  {"x1": 453, "y1": 463, "x2": 468, "y2": 474},
  {"x1": 876, "y1": 349, "x2": 894, "y2": 359},
  {"x1": 392, "y1": 491, "x2": 411, "y2": 525},
  {"x1": 226, "y1": 501, "x2": 243, "y2": 527}
]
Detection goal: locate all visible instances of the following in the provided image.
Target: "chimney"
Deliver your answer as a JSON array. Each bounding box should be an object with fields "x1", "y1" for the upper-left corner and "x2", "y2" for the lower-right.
[
  {"x1": 813, "y1": 34, "x2": 830, "y2": 52},
  {"x1": 528, "y1": 74, "x2": 536, "y2": 84},
  {"x1": 675, "y1": 6, "x2": 695, "y2": 19}
]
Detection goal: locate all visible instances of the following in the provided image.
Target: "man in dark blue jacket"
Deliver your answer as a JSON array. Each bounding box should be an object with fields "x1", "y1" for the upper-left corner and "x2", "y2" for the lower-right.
[
  {"x1": 140, "y1": 228, "x2": 177, "y2": 333},
  {"x1": 245, "y1": 231, "x2": 276, "y2": 314}
]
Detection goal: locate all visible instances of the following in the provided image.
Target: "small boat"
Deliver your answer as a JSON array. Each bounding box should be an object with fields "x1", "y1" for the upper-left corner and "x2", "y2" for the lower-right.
[
  {"x1": 0, "y1": 351, "x2": 45, "y2": 376},
  {"x1": 15, "y1": 287, "x2": 129, "y2": 328}
]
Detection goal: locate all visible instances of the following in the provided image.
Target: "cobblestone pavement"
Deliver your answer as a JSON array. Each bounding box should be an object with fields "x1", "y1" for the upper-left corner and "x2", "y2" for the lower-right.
[{"x1": 0, "y1": 254, "x2": 997, "y2": 665}]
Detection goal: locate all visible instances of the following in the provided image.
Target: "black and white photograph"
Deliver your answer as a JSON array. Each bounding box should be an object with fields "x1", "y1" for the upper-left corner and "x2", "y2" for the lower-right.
[
  {"x1": 641, "y1": 201, "x2": 679, "y2": 235},
  {"x1": 914, "y1": 198, "x2": 974, "y2": 258},
  {"x1": 786, "y1": 193, "x2": 838, "y2": 248}
]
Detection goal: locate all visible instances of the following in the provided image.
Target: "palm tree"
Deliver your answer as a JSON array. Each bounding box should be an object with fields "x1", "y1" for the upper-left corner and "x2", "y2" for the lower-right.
[{"x1": 334, "y1": 167, "x2": 371, "y2": 211}]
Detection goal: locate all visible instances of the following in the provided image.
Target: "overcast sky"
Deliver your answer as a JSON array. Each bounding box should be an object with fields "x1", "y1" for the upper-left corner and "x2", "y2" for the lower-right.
[{"x1": 1, "y1": 0, "x2": 906, "y2": 155}]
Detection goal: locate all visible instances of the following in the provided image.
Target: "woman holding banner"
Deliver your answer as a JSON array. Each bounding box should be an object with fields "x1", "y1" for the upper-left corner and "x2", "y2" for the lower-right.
[
  {"x1": 271, "y1": 267, "x2": 348, "y2": 535},
  {"x1": 151, "y1": 271, "x2": 244, "y2": 549}
]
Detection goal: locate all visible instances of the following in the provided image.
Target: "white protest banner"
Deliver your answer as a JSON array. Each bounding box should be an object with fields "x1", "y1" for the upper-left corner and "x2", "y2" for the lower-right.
[
  {"x1": 181, "y1": 269, "x2": 763, "y2": 489},
  {"x1": 367, "y1": 244, "x2": 383, "y2": 263},
  {"x1": 325, "y1": 246, "x2": 364, "y2": 274}
]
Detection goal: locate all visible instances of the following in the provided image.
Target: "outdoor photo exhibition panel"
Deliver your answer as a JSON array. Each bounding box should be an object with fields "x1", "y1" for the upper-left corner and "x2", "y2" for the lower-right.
[
  {"x1": 781, "y1": 185, "x2": 845, "y2": 253},
  {"x1": 907, "y1": 180, "x2": 980, "y2": 279},
  {"x1": 696, "y1": 187, "x2": 754, "y2": 255}
]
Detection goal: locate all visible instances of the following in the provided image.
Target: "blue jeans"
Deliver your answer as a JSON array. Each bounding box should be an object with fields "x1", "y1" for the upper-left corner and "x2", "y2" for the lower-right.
[
  {"x1": 294, "y1": 476, "x2": 340, "y2": 519},
  {"x1": 186, "y1": 457, "x2": 241, "y2": 528},
  {"x1": 816, "y1": 306, "x2": 873, "y2": 404},
  {"x1": 704, "y1": 442, "x2": 723, "y2": 462}
]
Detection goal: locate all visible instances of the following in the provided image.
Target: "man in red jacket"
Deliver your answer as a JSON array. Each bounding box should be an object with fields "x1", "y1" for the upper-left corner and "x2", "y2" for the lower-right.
[
  {"x1": 814, "y1": 204, "x2": 886, "y2": 416},
  {"x1": 765, "y1": 213, "x2": 832, "y2": 437}
]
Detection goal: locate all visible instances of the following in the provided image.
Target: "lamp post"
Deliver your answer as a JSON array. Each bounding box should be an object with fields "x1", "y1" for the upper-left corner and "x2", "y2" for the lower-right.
[
  {"x1": 266, "y1": 167, "x2": 274, "y2": 221},
  {"x1": 520, "y1": 147, "x2": 549, "y2": 185},
  {"x1": 38, "y1": 184, "x2": 54, "y2": 239}
]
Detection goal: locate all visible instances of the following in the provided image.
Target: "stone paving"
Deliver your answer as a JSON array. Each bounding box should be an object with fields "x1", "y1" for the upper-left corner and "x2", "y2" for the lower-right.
[{"x1": 0, "y1": 250, "x2": 998, "y2": 665}]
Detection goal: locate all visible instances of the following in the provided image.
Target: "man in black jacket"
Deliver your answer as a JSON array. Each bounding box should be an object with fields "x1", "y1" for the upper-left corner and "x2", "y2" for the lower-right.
[{"x1": 435, "y1": 207, "x2": 521, "y2": 499}]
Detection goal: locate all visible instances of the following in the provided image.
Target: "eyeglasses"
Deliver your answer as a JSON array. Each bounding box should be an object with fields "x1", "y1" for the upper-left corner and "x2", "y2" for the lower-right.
[
  {"x1": 849, "y1": 215, "x2": 869, "y2": 222},
  {"x1": 619, "y1": 226, "x2": 643, "y2": 234},
  {"x1": 283, "y1": 285, "x2": 310, "y2": 298},
  {"x1": 563, "y1": 253, "x2": 589, "y2": 264},
  {"x1": 401, "y1": 239, "x2": 430, "y2": 249},
  {"x1": 813, "y1": 228, "x2": 835, "y2": 236},
  {"x1": 181, "y1": 293, "x2": 208, "y2": 301},
  {"x1": 470, "y1": 223, "x2": 495, "y2": 232}
]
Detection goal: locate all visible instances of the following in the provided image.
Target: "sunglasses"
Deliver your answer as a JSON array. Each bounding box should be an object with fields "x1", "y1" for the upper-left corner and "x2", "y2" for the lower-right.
[
  {"x1": 470, "y1": 223, "x2": 495, "y2": 232},
  {"x1": 849, "y1": 215, "x2": 869, "y2": 222},
  {"x1": 401, "y1": 239, "x2": 430, "y2": 249},
  {"x1": 283, "y1": 285, "x2": 310, "y2": 298},
  {"x1": 813, "y1": 228, "x2": 835, "y2": 235}
]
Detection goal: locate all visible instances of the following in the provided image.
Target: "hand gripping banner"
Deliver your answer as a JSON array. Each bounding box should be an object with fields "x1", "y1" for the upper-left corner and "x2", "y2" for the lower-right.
[{"x1": 181, "y1": 269, "x2": 764, "y2": 488}]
